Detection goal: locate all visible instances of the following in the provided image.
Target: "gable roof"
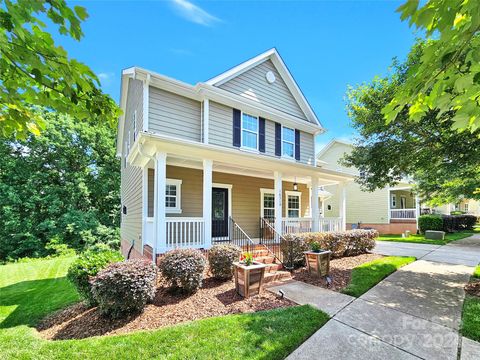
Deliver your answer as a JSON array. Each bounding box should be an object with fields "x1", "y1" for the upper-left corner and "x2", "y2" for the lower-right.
[
  {"x1": 316, "y1": 139, "x2": 353, "y2": 160},
  {"x1": 206, "y1": 48, "x2": 322, "y2": 127}
]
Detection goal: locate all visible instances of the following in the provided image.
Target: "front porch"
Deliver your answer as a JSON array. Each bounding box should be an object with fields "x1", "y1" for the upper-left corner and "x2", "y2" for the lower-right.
[
  {"x1": 133, "y1": 148, "x2": 349, "y2": 258},
  {"x1": 388, "y1": 187, "x2": 420, "y2": 222}
]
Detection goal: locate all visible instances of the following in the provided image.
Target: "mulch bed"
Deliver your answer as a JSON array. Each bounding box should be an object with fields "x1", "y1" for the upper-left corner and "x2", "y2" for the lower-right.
[
  {"x1": 465, "y1": 279, "x2": 480, "y2": 297},
  {"x1": 37, "y1": 275, "x2": 293, "y2": 340},
  {"x1": 291, "y1": 253, "x2": 384, "y2": 291}
]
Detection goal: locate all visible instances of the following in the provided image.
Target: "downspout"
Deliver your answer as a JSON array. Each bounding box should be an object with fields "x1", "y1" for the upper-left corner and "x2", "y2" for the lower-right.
[{"x1": 137, "y1": 137, "x2": 157, "y2": 263}]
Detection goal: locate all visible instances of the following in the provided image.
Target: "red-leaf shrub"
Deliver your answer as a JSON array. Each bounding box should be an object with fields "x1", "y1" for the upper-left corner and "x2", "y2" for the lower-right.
[
  {"x1": 208, "y1": 244, "x2": 241, "y2": 279},
  {"x1": 282, "y1": 229, "x2": 378, "y2": 268},
  {"x1": 91, "y1": 259, "x2": 157, "y2": 319},
  {"x1": 158, "y1": 248, "x2": 206, "y2": 293}
]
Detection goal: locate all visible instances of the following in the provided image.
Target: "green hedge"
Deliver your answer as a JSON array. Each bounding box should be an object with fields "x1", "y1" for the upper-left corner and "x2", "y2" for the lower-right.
[{"x1": 418, "y1": 215, "x2": 443, "y2": 233}]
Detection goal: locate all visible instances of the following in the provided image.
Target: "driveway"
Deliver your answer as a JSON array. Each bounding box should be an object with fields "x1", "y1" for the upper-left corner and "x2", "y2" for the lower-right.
[{"x1": 277, "y1": 234, "x2": 480, "y2": 359}]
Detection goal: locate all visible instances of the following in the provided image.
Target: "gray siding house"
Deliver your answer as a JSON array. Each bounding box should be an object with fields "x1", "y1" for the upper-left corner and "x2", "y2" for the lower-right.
[{"x1": 117, "y1": 48, "x2": 351, "y2": 261}]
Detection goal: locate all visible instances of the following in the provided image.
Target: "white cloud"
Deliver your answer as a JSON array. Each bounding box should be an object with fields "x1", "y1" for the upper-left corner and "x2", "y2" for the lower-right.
[
  {"x1": 97, "y1": 72, "x2": 114, "y2": 86},
  {"x1": 170, "y1": 0, "x2": 221, "y2": 26}
]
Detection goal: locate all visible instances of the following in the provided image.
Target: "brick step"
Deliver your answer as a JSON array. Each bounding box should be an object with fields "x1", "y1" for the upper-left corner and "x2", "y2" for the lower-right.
[
  {"x1": 264, "y1": 270, "x2": 292, "y2": 284},
  {"x1": 252, "y1": 250, "x2": 270, "y2": 258},
  {"x1": 264, "y1": 263, "x2": 283, "y2": 272},
  {"x1": 254, "y1": 256, "x2": 277, "y2": 264}
]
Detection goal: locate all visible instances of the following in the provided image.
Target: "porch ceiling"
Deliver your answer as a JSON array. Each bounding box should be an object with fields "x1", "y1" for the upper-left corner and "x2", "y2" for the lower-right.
[{"x1": 130, "y1": 132, "x2": 352, "y2": 185}]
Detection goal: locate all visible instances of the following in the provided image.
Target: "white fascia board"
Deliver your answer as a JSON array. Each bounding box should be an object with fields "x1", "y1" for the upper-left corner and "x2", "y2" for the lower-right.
[
  {"x1": 116, "y1": 69, "x2": 136, "y2": 157},
  {"x1": 316, "y1": 138, "x2": 353, "y2": 159}
]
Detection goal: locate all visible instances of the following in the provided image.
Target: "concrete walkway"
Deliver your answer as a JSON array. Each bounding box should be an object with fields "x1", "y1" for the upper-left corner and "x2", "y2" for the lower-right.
[{"x1": 271, "y1": 235, "x2": 480, "y2": 360}]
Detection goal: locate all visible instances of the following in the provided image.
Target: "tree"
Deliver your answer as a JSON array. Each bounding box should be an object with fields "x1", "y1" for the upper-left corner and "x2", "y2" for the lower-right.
[
  {"x1": 343, "y1": 42, "x2": 480, "y2": 205},
  {"x1": 0, "y1": 0, "x2": 120, "y2": 139},
  {"x1": 384, "y1": 0, "x2": 480, "y2": 132},
  {"x1": 0, "y1": 112, "x2": 120, "y2": 260}
]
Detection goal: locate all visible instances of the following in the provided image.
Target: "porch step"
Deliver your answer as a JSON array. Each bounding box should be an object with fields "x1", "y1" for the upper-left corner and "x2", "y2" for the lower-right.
[
  {"x1": 254, "y1": 256, "x2": 276, "y2": 264},
  {"x1": 265, "y1": 263, "x2": 284, "y2": 272},
  {"x1": 264, "y1": 270, "x2": 291, "y2": 284}
]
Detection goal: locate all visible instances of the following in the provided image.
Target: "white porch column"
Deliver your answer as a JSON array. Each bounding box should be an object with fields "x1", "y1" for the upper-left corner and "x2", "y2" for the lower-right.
[
  {"x1": 154, "y1": 152, "x2": 167, "y2": 258},
  {"x1": 311, "y1": 177, "x2": 319, "y2": 232},
  {"x1": 274, "y1": 171, "x2": 283, "y2": 235},
  {"x1": 141, "y1": 166, "x2": 148, "y2": 254},
  {"x1": 203, "y1": 159, "x2": 213, "y2": 248},
  {"x1": 339, "y1": 182, "x2": 347, "y2": 231},
  {"x1": 415, "y1": 195, "x2": 421, "y2": 232}
]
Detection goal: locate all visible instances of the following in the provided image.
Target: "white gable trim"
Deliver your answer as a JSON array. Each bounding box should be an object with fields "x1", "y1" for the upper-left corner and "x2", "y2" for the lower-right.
[
  {"x1": 316, "y1": 139, "x2": 353, "y2": 160},
  {"x1": 206, "y1": 48, "x2": 323, "y2": 128}
]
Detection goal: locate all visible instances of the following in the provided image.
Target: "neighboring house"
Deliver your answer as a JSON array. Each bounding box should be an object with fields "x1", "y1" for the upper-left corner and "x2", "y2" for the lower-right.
[
  {"x1": 317, "y1": 139, "x2": 419, "y2": 234},
  {"x1": 433, "y1": 199, "x2": 480, "y2": 216},
  {"x1": 117, "y1": 49, "x2": 352, "y2": 261}
]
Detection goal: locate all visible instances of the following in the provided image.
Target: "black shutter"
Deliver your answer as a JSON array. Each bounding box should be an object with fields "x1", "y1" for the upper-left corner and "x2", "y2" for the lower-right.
[
  {"x1": 275, "y1": 122, "x2": 281, "y2": 156},
  {"x1": 233, "y1": 108, "x2": 241, "y2": 147},
  {"x1": 259, "y1": 117, "x2": 266, "y2": 153},
  {"x1": 295, "y1": 129, "x2": 300, "y2": 160}
]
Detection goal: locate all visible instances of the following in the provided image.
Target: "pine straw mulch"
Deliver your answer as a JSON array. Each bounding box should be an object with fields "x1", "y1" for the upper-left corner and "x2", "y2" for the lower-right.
[
  {"x1": 465, "y1": 278, "x2": 480, "y2": 297},
  {"x1": 291, "y1": 253, "x2": 384, "y2": 291},
  {"x1": 37, "y1": 275, "x2": 294, "y2": 341}
]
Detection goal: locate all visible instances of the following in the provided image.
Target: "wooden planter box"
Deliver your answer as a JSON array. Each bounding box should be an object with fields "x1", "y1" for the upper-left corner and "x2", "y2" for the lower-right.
[
  {"x1": 304, "y1": 250, "x2": 332, "y2": 277},
  {"x1": 233, "y1": 261, "x2": 267, "y2": 298}
]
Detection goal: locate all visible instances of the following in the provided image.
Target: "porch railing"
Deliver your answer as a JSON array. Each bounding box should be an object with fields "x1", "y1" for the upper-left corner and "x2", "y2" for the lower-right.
[
  {"x1": 319, "y1": 217, "x2": 343, "y2": 232},
  {"x1": 390, "y1": 209, "x2": 416, "y2": 219},
  {"x1": 259, "y1": 217, "x2": 294, "y2": 270},
  {"x1": 225, "y1": 216, "x2": 255, "y2": 252},
  {"x1": 280, "y1": 217, "x2": 343, "y2": 234},
  {"x1": 166, "y1": 217, "x2": 205, "y2": 249}
]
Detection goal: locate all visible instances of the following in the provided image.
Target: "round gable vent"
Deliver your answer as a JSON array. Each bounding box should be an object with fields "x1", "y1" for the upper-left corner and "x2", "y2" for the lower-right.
[{"x1": 265, "y1": 71, "x2": 276, "y2": 84}]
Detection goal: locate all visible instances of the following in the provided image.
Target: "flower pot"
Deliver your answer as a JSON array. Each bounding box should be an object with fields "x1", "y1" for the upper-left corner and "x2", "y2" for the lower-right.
[
  {"x1": 304, "y1": 250, "x2": 332, "y2": 277},
  {"x1": 233, "y1": 261, "x2": 267, "y2": 298}
]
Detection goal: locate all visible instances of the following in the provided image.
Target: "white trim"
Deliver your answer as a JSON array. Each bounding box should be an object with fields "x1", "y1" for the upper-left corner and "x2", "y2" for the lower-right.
[
  {"x1": 165, "y1": 179, "x2": 182, "y2": 214},
  {"x1": 285, "y1": 190, "x2": 302, "y2": 218},
  {"x1": 260, "y1": 188, "x2": 275, "y2": 218},
  {"x1": 281, "y1": 125, "x2": 295, "y2": 159},
  {"x1": 141, "y1": 167, "x2": 148, "y2": 252},
  {"x1": 212, "y1": 182, "x2": 233, "y2": 221},
  {"x1": 203, "y1": 160, "x2": 213, "y2": 248},
  {"x1": 240, "y1": 112, "x2": 259, "y2": 151},
  {"x1": 142, "y1": 75, "x2": 150, "y2": 132}
]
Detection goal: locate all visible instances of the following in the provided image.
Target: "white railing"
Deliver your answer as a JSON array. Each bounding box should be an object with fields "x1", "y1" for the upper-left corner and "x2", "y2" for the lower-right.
[
  {"x1": 281, "y1": 217, "x2": 343, "y2": 234},
  {"x1": 166, "y1": 217, "x2": 205, "y2": 249},
  {"x1": 390, "y1": 209, "x2": 417, "y2": 219}
]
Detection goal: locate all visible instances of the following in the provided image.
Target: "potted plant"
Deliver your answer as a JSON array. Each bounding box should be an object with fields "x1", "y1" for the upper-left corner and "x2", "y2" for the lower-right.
[
  {"x1": 233, "y1": 252, "x2": 267, "y2": 298},
  {"x1": 304, "y1": 242, "x2": 331, "y2": 277}
]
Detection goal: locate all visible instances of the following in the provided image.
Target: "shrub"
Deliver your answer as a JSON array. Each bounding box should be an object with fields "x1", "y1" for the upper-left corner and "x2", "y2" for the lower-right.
[
  {"x1": 67, "y1": 249, "x2": 123, "y2": 306},
  {"x1": 158, "y1": 248, "x2": 206, "y2": 293},
  {"x1": 208, "y1": 244, "x2": 241, "y2": 279},
  {"x1": 443, "y1": 214, "x2": 477, "y2": 232},
  {"x1": 91, "y1": 259, "x2": 157, "y2": 319},
  {"x1": 281, "y1": 230, "x2": 378, "y2": 268},
  {"x1": 418, "y1": 215, "x2": 443, "y2": 233}
]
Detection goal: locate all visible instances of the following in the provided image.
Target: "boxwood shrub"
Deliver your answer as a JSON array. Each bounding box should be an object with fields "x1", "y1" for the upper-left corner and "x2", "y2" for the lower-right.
[
  {"x1": 67, "y1": 249, "x2": 123, "y2": 306},
  {"x1": 158, "y1": 248, "x2": 206, "y2": 293},
  {"x1": 91, "y1": 259, "x2": 157, "y2": 319},
  {"x1": 281, "y1": 229, "x2": 378, "y2": 268},
  {"x1": 418, "y1": 215, "x2": 444, "y2": 233},
  {"x1": 208, "y1": 244, "x2": 241, "y2": 279},
  {"x1": 442, "y1": 214, "x2": 477, "y2": 232}
]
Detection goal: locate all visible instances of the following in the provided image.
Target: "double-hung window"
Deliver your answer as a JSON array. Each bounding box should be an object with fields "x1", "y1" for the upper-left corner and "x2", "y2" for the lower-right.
[
  {"x1": 241, "y1": 113, "x2": 258, "y2": 150},
  {"x1": 261, "y1": 190, "x2": 275, "y2": 219},
  {"x1": 286, "y1": 191, "x2": 301, "y2": 218},
  {"x1": 165, "y1": 179, "x2": 182, "y2": 214},
  {"x1": 391, "y1": 194, "x2": 397, "y2": 208},
  {"x1": 282, "y1": 126, "x2": 295, "y2": 158}
]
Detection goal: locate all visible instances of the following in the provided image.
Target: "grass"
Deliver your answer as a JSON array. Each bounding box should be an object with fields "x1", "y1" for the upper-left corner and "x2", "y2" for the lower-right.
[
  {"x1": 0, "y1": 257, "x2": 328, "y2": 360},
  {"x1": 342, "y1": 256, "x2": 416, "y2": 297},
  {"x1": 377, "y1": 230, "x2": 477, "y2": 246},
  {"x1": 461, "y1": 264, "x2": 480, "y2": 342}
]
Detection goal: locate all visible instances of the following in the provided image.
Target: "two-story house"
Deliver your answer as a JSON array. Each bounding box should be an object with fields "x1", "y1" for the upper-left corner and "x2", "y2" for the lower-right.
[{"x1": 117, "y1": 49, "x2": 352, "y2": 262}]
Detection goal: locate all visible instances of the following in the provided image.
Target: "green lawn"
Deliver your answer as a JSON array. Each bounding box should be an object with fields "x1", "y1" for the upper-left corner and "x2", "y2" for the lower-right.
[
  {"x1": 342, "y1": 256, "x2": 416, "y2": 297},
  {"x1": 377, "y1": 230, "x2": 476, "y2": 246},
  {"x1": 461, "y1": 264, "x2": 480, "y2": 342},
  {"x1": 0, "y1": 257, "x2": 328, "y2": 360}
]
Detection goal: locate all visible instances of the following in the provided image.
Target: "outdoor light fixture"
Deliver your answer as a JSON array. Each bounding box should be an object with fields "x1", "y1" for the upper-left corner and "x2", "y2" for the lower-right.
[{"x1": 293, "y1": 177, "x2": 298, "y2": 191}]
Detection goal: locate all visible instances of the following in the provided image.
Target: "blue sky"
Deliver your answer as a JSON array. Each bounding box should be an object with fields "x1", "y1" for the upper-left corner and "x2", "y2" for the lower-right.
[{"x1": 65, "y1": 0, "x2": 417, "y2": 148}]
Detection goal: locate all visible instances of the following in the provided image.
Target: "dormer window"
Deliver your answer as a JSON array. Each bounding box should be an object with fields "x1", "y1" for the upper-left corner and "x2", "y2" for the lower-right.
[
  {"x1": 241, "y1": 113, "x2": 258, "y2": 150},
  {"x1": 282, "y1": 126, "x2": 295, "y2": 158}
]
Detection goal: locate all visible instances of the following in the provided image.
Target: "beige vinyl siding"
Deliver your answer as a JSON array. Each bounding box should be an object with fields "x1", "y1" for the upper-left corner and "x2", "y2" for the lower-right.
[
  {"x1": 149, "y1": 87, "x2": 201, "y2": 142},
  {"x1": 209, "y1": 101, "x2": 315, "y2": 165},
  {"x1": 147, "y1": 166, "x2": 310, "y2": 239},
  {"x1": 318, "y1": 142, "x2": 356, "y2": 174},
  {"x1": 324, "y1": 182, "x2": 389, "y2": 224},
  {"x1": 219, "y1": 60, "x2": 308, "y2": 122},
  {"x1": 120, "y1": 79, "x2": 144, "y2": 254}
]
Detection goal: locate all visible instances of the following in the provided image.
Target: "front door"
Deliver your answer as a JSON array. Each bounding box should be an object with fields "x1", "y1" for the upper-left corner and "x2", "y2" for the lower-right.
[{"x1": 212, "y1": 187, "x2": 229, "y2": 237}]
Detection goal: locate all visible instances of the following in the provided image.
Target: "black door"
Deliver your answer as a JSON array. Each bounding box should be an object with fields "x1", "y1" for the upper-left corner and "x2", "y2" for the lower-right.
[{"x1": 212, "y1": 187, "x2": 228, "y2": 238}]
